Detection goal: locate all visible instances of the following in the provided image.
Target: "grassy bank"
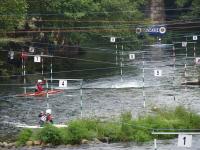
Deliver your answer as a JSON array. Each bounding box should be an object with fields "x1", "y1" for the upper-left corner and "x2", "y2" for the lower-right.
[{"x1": 16, "y1": 106, "x2": 200, "y2": 146}]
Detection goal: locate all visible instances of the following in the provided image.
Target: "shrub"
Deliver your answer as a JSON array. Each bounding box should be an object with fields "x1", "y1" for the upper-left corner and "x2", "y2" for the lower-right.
[
  {"x1": 96, "y1": 121, "x2": 121, "y2": 142},
  {"x1": 16, "y1": 129, "x2": 32, "y2": 146},
  {"x1": 38, "y1": 124, "x2": 63, "y2": 145},
  {"x1": 66, "y1": 120, "x2": 96, "y2": 144}
]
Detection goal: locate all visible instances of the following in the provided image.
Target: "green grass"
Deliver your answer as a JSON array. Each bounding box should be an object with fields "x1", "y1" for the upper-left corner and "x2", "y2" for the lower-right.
[{"x1": 16, "y1": 106, "x2": 200, "y2": 146}]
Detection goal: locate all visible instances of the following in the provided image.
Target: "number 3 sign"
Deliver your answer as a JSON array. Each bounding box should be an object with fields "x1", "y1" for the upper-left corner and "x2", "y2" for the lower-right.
[{"x1": 178, "y1": 134, "x2": 192, "y2": 147}]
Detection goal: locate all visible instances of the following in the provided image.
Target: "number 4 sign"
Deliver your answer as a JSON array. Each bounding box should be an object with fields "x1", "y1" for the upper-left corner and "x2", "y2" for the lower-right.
[
  {"x1": 178, "y1": 134, "x2": 192, "y2": 147},
  {"x1": 59, "y1": 80, "x2": 67, "y2": 88}
]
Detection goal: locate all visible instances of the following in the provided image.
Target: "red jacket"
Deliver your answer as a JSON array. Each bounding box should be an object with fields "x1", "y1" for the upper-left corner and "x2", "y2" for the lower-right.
[{"x1": 36, "y1": 80, "x2": 46, "y2": 92}]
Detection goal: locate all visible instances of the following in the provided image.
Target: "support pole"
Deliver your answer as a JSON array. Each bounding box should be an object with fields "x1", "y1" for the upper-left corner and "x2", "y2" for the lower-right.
[
  {"x1": 42, "y1": 56, "x2": 44, "y2": 75},
  {"x1": 115, "y1": 44, "x2": 118, "y2": 65},
  {"x1": 50, "y1": 55, "x2": 53, "y2": 90},
  {"x1": 120, "y1": 44, "x2": 124, "y2": 82},
  {"x1": 154, "y1": 139, "x2": 157, "y2": 150},
  {"x1": 80, "y1": 80, "x2": 83, "y2": 118},
  {"x1": 24, "y1": 59, "x2": 26, "y2": 94},
  {"x1": 142, "y1": 51, "x2": 145, "y2": 108},
  {"x1": 173, "y1": 45, "x2": 176, "y2": 101},
  {"x1": 184, "y1": 38, "x2": 188, "y2": 91}
]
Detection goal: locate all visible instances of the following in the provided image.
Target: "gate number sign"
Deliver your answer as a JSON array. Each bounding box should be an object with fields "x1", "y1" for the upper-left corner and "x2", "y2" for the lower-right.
[
  {"x1": 193, "y1": 35, "x2": 198, "y2": 41},
  {"x1": 34, "y1": 56, "x2": 41, "y2": 62},
  {"x1": 154, "y1": 70, "x2": 162, "y2": 77},
  {"x1": 178, "y1": 134, "x2": 192, "y2": 147},
  {"x1": 59, "y1": 80, "x2": 67, "y2": 88},
  {"x1": 129, "y1": 54, "x2": 135, "y2": 60},
  {"x1": 110, "y1": 37, "x2": 116, "y2": 43}
]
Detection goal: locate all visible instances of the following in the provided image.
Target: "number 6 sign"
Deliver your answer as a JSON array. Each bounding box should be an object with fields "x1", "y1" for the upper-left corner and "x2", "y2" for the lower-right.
[{"x1": 178, "y1": 134, "x2": 192, "y2": 147}]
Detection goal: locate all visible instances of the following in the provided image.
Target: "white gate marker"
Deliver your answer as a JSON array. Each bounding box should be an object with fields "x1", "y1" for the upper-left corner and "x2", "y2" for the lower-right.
[
  {"x1": 178, "y1": 134, "x2": 192, "y2": 147},
  {"x1": 110, "y1": 37, "x2": 116, "y2": 43},
  {"x1": 34, "y1": 55, "x2": 41, "y2": 62},
  {"x1": 154, "y1": 70, "x2": 162, "y2": 77},
  {"x1": 195, "y1": 57, "x2": 200, "y2": 65},
  {"x1": 59, "y1": 80, "x2": 67, "y2": 88},
  {"x1": 129, "y1": 53, "x2": 135, "y2": 60},
  {"x1": 182, "y1": 42, "x2": 187, "y2": 47},
  {"x1": 193, "y1": 35, "x2": 198, "y2": 41}
]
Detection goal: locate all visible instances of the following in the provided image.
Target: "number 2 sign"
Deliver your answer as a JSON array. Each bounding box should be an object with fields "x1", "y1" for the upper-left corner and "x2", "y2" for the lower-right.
[{"x1": 178, "y1": 134, "x2": 192, "y2": 147}]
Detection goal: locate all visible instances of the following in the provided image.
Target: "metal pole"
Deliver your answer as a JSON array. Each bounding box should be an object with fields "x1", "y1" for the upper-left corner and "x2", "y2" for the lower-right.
[
  {"x1": 42, "y1": 56, "x2": 44, "y2": 75},
  {"x1": 184, "y1": 38, "x2": 187, "y2": 91},
  {"x1": 173, "y1": 45, "x2": 176, "y2": 101},
  {"x1": 24, "y1": 58, "x2": 26, "y2": 94},
  {"x1": 50, "y1": 55, "x2": 53, "y2": 90},
  {"x1": 80, "y1": 80, "x2": 83, "y2": 118},
  {"x1": 193, "y1": 43, "x2": 196, "y2": 75},
  {"x1": 154, "y1": 139, "x2": 157, "y2": 150},
  {"x1": 115, "y1": 44, "x2": 118, "y2": 65},
  {"x1": 46, "y1": 80, "x2": 49, "y2": 98},
  {"x1": 142, "y1": 51, "x2": 145, "y2": 108},
  {"x1": 120, "y1": 44, "x2": 123, "y2": 82}
]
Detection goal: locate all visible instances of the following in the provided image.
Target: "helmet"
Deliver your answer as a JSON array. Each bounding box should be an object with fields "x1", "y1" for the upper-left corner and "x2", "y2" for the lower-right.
[
  {"x1": 38, "y1": 79, "x2": 42, "y2": 83},
  {"x1": 46, "y1": 109, "x2": 51, "y2": 114}
]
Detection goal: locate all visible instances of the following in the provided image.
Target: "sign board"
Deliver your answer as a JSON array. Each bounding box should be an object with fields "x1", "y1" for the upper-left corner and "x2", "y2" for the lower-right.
[
  {"x1": 34, "y1": 56, "x2": 41, "y2": 62},
  {"x1": 29, "y1": 47, "x2": 35, "y2": 53},
  {"x1": 110, "y1": 37, "x2": 116, "y2": 43},
  {"x1": 59, "y1": 80, "x2": 67, "y2": 88},
  {"x1": 193, "y1": 35, "x2": 198, "y2": 41},
  {"x1": 195, "y1": 57, "x2": 200, "y2": 64},
  {"x1": 182, "y1": 42, "x2": 187, "y2": 47},
  {"x1": 129, "y1": 54, "x2": 135, "y2": 60},
  {"x1": 178, "y1": 134, "x2": 192, "y2": 147},
  {"x1": 140, "y1": 26, "x2": 166, "y2": 36},
  {"x1": 154, "y1": 70, "x2": 162, "y2": 77}
]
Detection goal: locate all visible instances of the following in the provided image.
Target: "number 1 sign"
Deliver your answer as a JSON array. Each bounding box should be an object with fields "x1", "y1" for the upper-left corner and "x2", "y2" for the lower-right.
[
  {"x1": 178, "y1": 134, "x2": 192, "y2": 147},
  {"x1": 34, "y1": 56, "x2": 41, "y2": 63}
]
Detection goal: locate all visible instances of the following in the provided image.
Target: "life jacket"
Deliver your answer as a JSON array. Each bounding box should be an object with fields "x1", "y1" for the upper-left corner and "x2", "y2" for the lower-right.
[
  {"x1": 40, "y1": 115, "x2": 47, "y2": 122},
  {"x1": 47, "y1": 114, "x2": 53, "y2": 121},
  {"x1": 36, "y1": 83, "x2": 44, "y2": 92}
]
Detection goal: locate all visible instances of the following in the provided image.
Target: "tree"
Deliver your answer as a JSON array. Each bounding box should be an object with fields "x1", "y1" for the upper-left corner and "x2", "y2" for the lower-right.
[{"x1": 0, "y1": 0, "x2": 27, "y2": 31}]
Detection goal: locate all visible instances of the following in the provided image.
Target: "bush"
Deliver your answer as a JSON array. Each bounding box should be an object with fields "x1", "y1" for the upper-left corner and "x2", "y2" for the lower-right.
[
  {"x1": 16, "y1": 129, "x2": 32, "y2": 146},
  {"x1": 66, "y1": 120, "x2": 96, "y2": 144},
  {"x1": 96, "y1": 121, "x2": 121, "y2": 142},
  {"x1": 38, "y1": 124, "x2": 63, "y2": 145}
]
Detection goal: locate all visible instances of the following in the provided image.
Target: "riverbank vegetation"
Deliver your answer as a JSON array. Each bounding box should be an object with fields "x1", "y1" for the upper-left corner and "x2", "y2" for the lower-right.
[
  {"x1": 1, "y1": 0, "x2": 200, "y2": 78},
  {"x1": 16, "y1": 106, "x2": 200, "y2": 146}
]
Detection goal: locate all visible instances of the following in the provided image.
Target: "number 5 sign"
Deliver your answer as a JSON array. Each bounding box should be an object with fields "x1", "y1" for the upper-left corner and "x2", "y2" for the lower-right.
[
  {"x1": 178, "y1": 134, "x2": 192, "y2": 147},
  {"x1": 59, "y1": 80, "x2": 67, "y2": 88}
]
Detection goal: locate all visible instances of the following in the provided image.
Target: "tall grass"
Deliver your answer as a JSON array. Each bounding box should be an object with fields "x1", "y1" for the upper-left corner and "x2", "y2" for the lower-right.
[{"x1": 16, "y1": 106, "x2": 200, "y2": 146}]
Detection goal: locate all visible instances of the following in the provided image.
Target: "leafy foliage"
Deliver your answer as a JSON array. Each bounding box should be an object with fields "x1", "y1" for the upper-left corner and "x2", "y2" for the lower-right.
[
  {"x1": 16, "y1": 128, "x2": 32, "y2": 146},
  {"x1": 38, "y1": 124, "x2": 63, "y2": 145}
]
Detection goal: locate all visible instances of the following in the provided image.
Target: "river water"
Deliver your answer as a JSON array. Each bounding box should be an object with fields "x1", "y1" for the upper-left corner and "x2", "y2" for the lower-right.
[{"x1": 1, "y1": 41, "x2": 200, "y2": 149}]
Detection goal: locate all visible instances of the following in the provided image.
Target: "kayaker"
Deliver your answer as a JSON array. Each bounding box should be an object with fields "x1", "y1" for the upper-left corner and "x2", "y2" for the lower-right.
[
  {"x1": 38, "y1": 111, "x2": 46, "y2": 126},
  {"x1": 35, "y1": 79, "x2": 46, "y2": 92},
  {"x1": 46, "y1": 109, "x2": 53, "y2": 124}
]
